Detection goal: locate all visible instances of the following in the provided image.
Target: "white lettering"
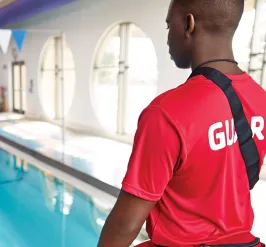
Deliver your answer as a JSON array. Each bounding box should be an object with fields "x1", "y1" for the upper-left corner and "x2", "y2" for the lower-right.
[
  {"x1": 251, "y1": 116, "x2": 264, "y2": 140},
  {"x1": 208, "y1": 122, "x2": 226, "y2": 151},
  {"x1": 225, "y1": 119, "x2": 234, "y2": 146},
  {"x1": 208, "y1": 116, "x2": 265, "y2": 151}
]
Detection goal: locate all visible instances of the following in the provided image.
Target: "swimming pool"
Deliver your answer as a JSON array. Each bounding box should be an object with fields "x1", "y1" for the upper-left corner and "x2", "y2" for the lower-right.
[
  {"x1": 0, "y1": 148, "x2": 107, "y2": 247},
  {"x1": 0, "y1": 148, "x2": 147, "y2": 247}
]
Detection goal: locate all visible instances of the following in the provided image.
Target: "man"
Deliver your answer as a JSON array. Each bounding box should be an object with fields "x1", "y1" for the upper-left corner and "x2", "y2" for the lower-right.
[{"x1": 97, "y1": 0, "x2": 266, "y2": 246}]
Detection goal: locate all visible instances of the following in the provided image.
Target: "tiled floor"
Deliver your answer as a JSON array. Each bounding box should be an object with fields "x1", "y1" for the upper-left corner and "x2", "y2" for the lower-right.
[{"x1": 0, "y1": 113, "x2": 132, "y2": 189}]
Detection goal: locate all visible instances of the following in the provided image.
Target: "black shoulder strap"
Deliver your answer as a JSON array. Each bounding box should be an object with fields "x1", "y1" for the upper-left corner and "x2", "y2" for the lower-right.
[{"x1": 189, "y1": 67, "x2": 259, "y2": 190}]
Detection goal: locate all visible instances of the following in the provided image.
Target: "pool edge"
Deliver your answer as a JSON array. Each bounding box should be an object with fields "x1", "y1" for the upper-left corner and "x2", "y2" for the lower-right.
[{"x1": 0, "y1": 135, "x2": 120, "y2": 198}]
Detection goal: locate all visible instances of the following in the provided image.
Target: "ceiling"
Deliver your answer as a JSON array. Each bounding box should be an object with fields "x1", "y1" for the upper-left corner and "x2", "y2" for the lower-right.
[
  {"x1": 0, "y1": 0, "x2": 261, "y2": 28},
  {"x1": 0, "y1": 0, "x2": 77, "y2": 27}
]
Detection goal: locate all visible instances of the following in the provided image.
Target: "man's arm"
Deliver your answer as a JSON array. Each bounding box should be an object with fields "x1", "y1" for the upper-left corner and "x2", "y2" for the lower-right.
[
  {"x1": 97, "y1": 105, "x2": 182, "y2": 247},
  {"x1": 97, "y1": 190, "x2": 156, "y2": 247}
]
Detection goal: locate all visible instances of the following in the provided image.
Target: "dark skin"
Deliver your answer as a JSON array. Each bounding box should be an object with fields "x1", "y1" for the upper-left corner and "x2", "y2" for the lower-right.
[
  {"x1": 167, "y1": 0, "x2": 243, "y2": 74},
  {"x1": 97, "y1": 1, "x2": 244, "y2": 246},
  {"x1": 97, "y1": 191, "x2": 155, "y2": 247}
]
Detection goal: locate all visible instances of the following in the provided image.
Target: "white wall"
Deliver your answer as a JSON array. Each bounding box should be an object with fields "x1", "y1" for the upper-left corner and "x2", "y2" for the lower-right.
[
  {"x1": 2, "y1": 0, "x2": 191, "y2": 142},
  {"x1": 0, "y1": 48, "x2": 11, "y2": 110}
]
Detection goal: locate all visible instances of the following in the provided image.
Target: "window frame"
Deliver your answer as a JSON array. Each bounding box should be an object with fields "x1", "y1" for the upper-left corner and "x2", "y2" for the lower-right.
[
  {"x1": 39, "y1": 36, "x2": 76, "y2": 120},
  {"x1": 92, "y1": 22, "x2": 158, "y2": 136}
]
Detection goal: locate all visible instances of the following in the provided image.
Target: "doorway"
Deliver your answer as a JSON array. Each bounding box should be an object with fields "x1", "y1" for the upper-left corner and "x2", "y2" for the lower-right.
[{"x1": 12, "y1": 61, "x2": 27, "y2": 114}]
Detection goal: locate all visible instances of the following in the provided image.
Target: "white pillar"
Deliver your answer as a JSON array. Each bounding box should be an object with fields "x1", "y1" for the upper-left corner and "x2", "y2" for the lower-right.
[
  {"x1": 248, "y1": 0, "x2": 266, "y2": 86},
  {"x1": 250, "y1": 0, "x2": 265, "y2": 54}
]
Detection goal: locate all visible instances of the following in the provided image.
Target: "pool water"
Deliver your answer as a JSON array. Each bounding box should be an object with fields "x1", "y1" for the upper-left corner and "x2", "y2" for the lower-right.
[{"x1": 0, "y1": 148, "x2": 107, "y2": 247}]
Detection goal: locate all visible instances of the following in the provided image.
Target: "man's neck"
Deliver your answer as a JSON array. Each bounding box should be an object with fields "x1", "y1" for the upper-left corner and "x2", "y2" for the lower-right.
[
  {"x1": 190, "y1": 40, "x2": 242, "y2": 74},
  {"x1": 191, "y1": 60, "x2": 243, "y2": 75},
  {"x1": 191, "y1": 35, "x2": 235, "y2": 70}
]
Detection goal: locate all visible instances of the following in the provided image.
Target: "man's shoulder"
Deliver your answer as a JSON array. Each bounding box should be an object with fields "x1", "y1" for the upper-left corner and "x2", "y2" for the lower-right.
[
  {"x1": 149, "y1": 78, "x2": 199, "y2": 109},
  {"x1": 150, "y1": 84, "x2": 187, "y2": 107}
]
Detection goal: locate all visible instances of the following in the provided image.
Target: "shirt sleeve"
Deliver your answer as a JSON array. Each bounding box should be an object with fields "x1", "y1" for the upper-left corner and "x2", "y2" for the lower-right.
[{"x1": 122, "y1": 105, "x2": 181, "y2": 202}]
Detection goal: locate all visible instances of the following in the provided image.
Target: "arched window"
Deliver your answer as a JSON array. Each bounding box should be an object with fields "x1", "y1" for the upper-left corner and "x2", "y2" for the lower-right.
[
  {"x1": 92, "y1": 23, "x2": 158, "y2": 135},
  {"x1": 40, "y1": 36, "x2": 76, "y2": 119}
]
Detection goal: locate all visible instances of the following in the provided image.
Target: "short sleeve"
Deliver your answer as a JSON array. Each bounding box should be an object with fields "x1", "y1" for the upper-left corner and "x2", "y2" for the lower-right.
[{"x1": 122, "y1": 105, "x2": 181, "y2": 202}]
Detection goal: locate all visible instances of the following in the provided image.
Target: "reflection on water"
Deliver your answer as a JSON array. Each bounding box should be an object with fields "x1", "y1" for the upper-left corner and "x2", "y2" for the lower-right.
[
  {"x1": 43, "y1": 173, "x2": 74, "y2": 216},
  {"x1": 0, "y1": 149, "x2": 105, "y2": 247},
  {"x1": 0, "y1": 149, "x2": 148, "y2": 247},
  {"x1": 43, "y1": 172, "x2": 57, "y2": 211},
  {"x1": 41, "y1": 171, "x2": 107, "y2": 236}
]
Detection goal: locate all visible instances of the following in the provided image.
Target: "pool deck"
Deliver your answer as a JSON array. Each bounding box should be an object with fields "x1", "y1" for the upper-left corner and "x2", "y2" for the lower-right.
[{"x1": 0, "y1": 113, "x2": 132, "y2": 194}]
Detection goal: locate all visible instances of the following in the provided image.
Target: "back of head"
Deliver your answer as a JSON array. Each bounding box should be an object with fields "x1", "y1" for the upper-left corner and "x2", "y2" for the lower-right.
[
  {"x1": 175, "y1": 0, "x2": 244, "y2": 36},
  {"x1": 167, "y1": 0, "x2": 244, "y2": 69}
]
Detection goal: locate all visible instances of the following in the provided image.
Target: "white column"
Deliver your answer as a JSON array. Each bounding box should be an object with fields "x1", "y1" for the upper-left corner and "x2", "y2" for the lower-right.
[
  {"x1": 55, "y1": 36, "x2": 63, "y2": 119},
  {"x1": 117, "y1": 24, "x2": 128, "y2": 135},
  {"x1": 250, "y1": 0, "x2": 265, "y2": 54},
  {"x1": 248, "y1": 0, "x2": 266, "y2": 86}
]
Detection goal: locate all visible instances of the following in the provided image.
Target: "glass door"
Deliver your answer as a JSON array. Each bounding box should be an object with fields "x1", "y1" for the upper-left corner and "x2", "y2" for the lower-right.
[{"x1": 12, "y1": 62, "x2": 27, "y2": 114}]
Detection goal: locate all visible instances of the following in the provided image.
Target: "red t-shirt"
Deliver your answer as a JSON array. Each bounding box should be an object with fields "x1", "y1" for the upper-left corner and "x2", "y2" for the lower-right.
[{"x1": 122, "y1": 73, "x2": 266, "y2": 246}]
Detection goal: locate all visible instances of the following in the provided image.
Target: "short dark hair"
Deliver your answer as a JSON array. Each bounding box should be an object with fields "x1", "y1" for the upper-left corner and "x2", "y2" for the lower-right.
[{"x1": 174, "y1": 0, "x2": 244, "y2": 35}]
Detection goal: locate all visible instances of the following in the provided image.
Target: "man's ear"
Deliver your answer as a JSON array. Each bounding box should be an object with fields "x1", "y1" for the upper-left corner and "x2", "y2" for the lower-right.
[{"x1": 185, "y1": 14, "x2": 195, "y2": 38}]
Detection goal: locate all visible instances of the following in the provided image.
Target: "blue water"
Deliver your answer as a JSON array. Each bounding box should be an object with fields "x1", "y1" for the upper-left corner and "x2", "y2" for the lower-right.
[{"x1": 0, "y1": 148, "x2": 108, "y2": 247}]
